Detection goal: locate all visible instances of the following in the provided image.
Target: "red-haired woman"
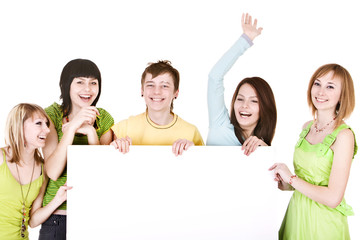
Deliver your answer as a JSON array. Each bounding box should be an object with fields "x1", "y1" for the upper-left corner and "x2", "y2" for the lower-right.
[{"x1": 269, "y1": 64, "x2": 357, "y2": 239}]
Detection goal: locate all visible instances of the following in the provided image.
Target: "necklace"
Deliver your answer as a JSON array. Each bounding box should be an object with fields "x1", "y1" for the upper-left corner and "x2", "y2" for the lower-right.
[
  {"x1": 313, "y1": 116, "x2": 336, "y2": 133},
  {"x1": 15, "y1": 160, "x2": 35, "y2": 238}
]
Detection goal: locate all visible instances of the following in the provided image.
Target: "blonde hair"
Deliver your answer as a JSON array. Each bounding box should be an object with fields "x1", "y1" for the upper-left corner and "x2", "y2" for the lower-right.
[
  {"x1": 307, "y1": 64, "x2": 355, "y2": 127},
  {"x1": 4, "y1": 103, "x2": 50, "y2": 164}
]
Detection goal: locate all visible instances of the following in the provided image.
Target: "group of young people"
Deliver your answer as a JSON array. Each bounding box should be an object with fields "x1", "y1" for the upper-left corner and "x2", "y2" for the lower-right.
[{"x1": 0, "y1": 13, "x2": 357, "y2": 240}]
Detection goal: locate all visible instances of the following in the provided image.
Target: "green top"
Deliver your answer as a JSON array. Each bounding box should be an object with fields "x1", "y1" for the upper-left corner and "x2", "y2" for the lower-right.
[
  {"x1": 0, "y1": 149, "x2": 44, "y2": 240},
  {"x1": 279, "y1": 122, "x2": 358, "y2": 240},
  {"x1": 42, "y1": 102, "x2": 114, "y2": 210}
]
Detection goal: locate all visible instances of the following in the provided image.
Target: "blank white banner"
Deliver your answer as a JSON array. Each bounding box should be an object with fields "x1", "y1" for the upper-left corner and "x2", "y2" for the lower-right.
[{"x1": 67, "y1": 146, "x2": 285, "y2": 240}]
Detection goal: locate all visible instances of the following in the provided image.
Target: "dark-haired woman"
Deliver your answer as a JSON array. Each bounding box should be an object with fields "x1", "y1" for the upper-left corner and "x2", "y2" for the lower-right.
[
  {"x1": 39, "y1": 59, "x2": 114, "y2": 240},
  {"x1": 207, "y1": 13, "x2": 277, "y2": 155}
]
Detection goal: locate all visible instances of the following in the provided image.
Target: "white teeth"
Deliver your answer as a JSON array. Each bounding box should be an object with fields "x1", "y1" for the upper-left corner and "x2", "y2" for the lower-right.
[
  {"x1": 80, "y1": 95, "x2": 91, "y2": 99},
  {"x1": 239, "y1": 112, "x2": 252, "y2": 117},
  {"x1": 316, "y1": 97, "x2": 327, "y2": 102},
  {"x1": 151, "y1": 98, "x2": 163, "y2": 102},
  {"x1": 39, "y1": 136, "x2": 46, "y2": 140}
]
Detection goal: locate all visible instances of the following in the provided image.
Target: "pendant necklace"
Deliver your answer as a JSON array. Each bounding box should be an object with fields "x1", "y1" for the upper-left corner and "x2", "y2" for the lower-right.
[
  {"x1": 314, "y1": 116, "x2": 336, "y2": 133},
  {"x1": 15, "y1": 159, "x2": 35, "y2": 238}
]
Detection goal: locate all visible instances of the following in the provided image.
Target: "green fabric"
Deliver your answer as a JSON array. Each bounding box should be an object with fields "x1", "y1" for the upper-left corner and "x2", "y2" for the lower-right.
[
  {"x1": 279, "y1": 122, "x2": 357, "y2": 240},
  {"x1": 0, "y1": 149, "x2": 44, "y2": 240},
  {"x1": 42, "y1": 103, "x2": 114, "y2": 210}
]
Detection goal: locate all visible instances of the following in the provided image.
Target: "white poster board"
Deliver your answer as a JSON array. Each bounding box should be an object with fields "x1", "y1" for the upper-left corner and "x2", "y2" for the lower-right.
[{"x1": 67, "y1": 146, "x2": 285, "y2": 240}]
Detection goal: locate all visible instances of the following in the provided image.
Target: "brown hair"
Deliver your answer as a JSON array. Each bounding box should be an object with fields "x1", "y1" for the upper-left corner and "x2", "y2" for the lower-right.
[
  {"x1": 230, "y1": 77, "x2": 277, "y2": 145},
  {"x1": 4, "y1": 103, "x2": 50, "y2": 164},
  {"x1": 307, "y1": 63, "x2": 355, "y2": 127},
  {"x1": 141, "y1": 60, "x2": 180, "y2": 111}
]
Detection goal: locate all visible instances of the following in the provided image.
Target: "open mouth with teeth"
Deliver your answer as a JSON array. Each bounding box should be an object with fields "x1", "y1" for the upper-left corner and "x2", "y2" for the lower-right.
[
  {"x1": 80, "y1": 94, "x2": 92, "y2": 101},
  {"x1": 150, "y1": 97, "x2": 165, "y2": 102},
  {"x1": 315, "y1": 97, "x2": 328, "y2": 103},
  {"x1": 239, "y1": 112, "x2": 252, "y2": 117}
]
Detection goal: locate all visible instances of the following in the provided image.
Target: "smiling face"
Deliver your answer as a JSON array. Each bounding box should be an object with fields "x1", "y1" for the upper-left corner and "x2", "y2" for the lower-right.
[
  {"x1": 142, "y1": 73, "x2": 179, "y2": 113},
  {"x1": 23, "y1": 113, "x2": 50, "y2": 149},
  {"x1": 311, "y1": 71, "x2": 342, "y2": 114},
  {"x1": 233, "y1": 83, "x2": 260, "y2": 134},
  {"x1": 69, "y1": 77, "x2": 99, "y2": 111}
]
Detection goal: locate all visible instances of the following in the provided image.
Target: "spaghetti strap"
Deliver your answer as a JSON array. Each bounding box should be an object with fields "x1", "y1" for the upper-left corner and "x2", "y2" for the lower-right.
[{"x1": 1, "y1": 148, "x2": 6, "y2": 164}]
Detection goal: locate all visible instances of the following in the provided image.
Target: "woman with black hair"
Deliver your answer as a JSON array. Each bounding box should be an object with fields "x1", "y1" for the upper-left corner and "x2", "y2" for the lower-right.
[{"x1": 39, "y1": 59, "x2": 114, "y2": 240}]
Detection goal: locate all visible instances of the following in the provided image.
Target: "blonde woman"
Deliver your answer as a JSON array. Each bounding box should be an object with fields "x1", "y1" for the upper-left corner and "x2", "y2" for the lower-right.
[{"x1": 0, "y1": 104, "x2": 71, "y2": 240}]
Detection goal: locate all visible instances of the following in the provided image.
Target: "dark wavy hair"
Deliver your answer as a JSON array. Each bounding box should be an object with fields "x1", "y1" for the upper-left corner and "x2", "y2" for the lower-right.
[
  {"x1": 59, "y1": 59, "x2": 101, "y2": 116},
  {"x1": 230, "y1": 77, "x2": 277, "y2": 145}
]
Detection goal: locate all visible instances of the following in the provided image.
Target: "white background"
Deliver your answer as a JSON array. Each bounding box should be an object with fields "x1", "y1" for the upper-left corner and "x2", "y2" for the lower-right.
[{"x1": 0, "y1": 0, "x2": 362, "y2": 239}]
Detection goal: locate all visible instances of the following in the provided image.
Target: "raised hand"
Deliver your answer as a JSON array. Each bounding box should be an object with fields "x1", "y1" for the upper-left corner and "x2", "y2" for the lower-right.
[{"x1": 241, "y1": 13, "x2": 263, "y2": 41}]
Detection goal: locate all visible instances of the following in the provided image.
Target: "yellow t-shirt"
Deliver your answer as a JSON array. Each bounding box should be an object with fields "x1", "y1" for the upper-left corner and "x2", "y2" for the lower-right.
[{"x1": 111, "y1": 112, "x2": 204, "y2": 145}]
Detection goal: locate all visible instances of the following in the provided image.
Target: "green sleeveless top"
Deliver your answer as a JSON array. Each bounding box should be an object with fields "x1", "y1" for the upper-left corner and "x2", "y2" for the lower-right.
[
  {"x1": 279, "y1": 122, "x2": 358, "y2": 240},
  {"x1": 42, "y1": 102, "x2": 114, "y2": 210},
  {"x1": 0, "y1": 149, "x2": 44, "y2": 240}
]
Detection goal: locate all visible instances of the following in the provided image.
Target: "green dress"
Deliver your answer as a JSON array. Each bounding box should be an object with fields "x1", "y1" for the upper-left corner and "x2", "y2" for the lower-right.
[{"x1": 279, "y1": 122, "x2": 357, "y2": 240}]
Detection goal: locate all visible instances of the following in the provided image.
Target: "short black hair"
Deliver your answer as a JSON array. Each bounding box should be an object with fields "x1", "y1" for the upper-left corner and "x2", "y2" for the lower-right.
[{"x1": 59, "y1": 59, "x2": 102, "y2": 116}]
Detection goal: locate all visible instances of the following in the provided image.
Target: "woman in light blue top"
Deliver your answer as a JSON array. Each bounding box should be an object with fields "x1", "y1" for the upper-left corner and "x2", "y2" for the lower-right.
[{"x1": 207, "y1": 13, "x2": 277, "y2": 155}]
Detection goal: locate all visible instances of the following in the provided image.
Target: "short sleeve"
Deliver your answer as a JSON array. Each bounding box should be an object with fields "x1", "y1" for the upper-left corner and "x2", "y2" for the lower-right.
[
  {"x1": 97, "y1": 108, "x2": 114, "y2": 136},
  {"x1": 111, "y1": 119, "x2": 128, "y2": 139},
  {"x1": 44, "y1": 103, "x2": 63, "y2": 133},
  {"x1": 193, "y1": 127, "x2": 205, "y2": 146}
]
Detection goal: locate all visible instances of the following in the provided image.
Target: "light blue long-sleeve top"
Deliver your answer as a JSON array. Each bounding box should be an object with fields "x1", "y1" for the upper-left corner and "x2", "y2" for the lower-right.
[{"x1": 206, "y1": 34, "x2": 253, "y2": 146}]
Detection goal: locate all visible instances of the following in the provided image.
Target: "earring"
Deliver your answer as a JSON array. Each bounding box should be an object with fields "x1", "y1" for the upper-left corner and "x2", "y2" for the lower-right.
[
  {"x1": 141, "y1": 94, "x2": 144, "y2": 97},
  {"x1": 174, "y1": 97, "x2": 177, "y2": 100}
]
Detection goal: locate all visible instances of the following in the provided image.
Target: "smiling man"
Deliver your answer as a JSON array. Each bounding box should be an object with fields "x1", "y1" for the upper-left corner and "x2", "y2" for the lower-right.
[{"x1": 110, "y1": 60, "x2": 204, "y2": 156}]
